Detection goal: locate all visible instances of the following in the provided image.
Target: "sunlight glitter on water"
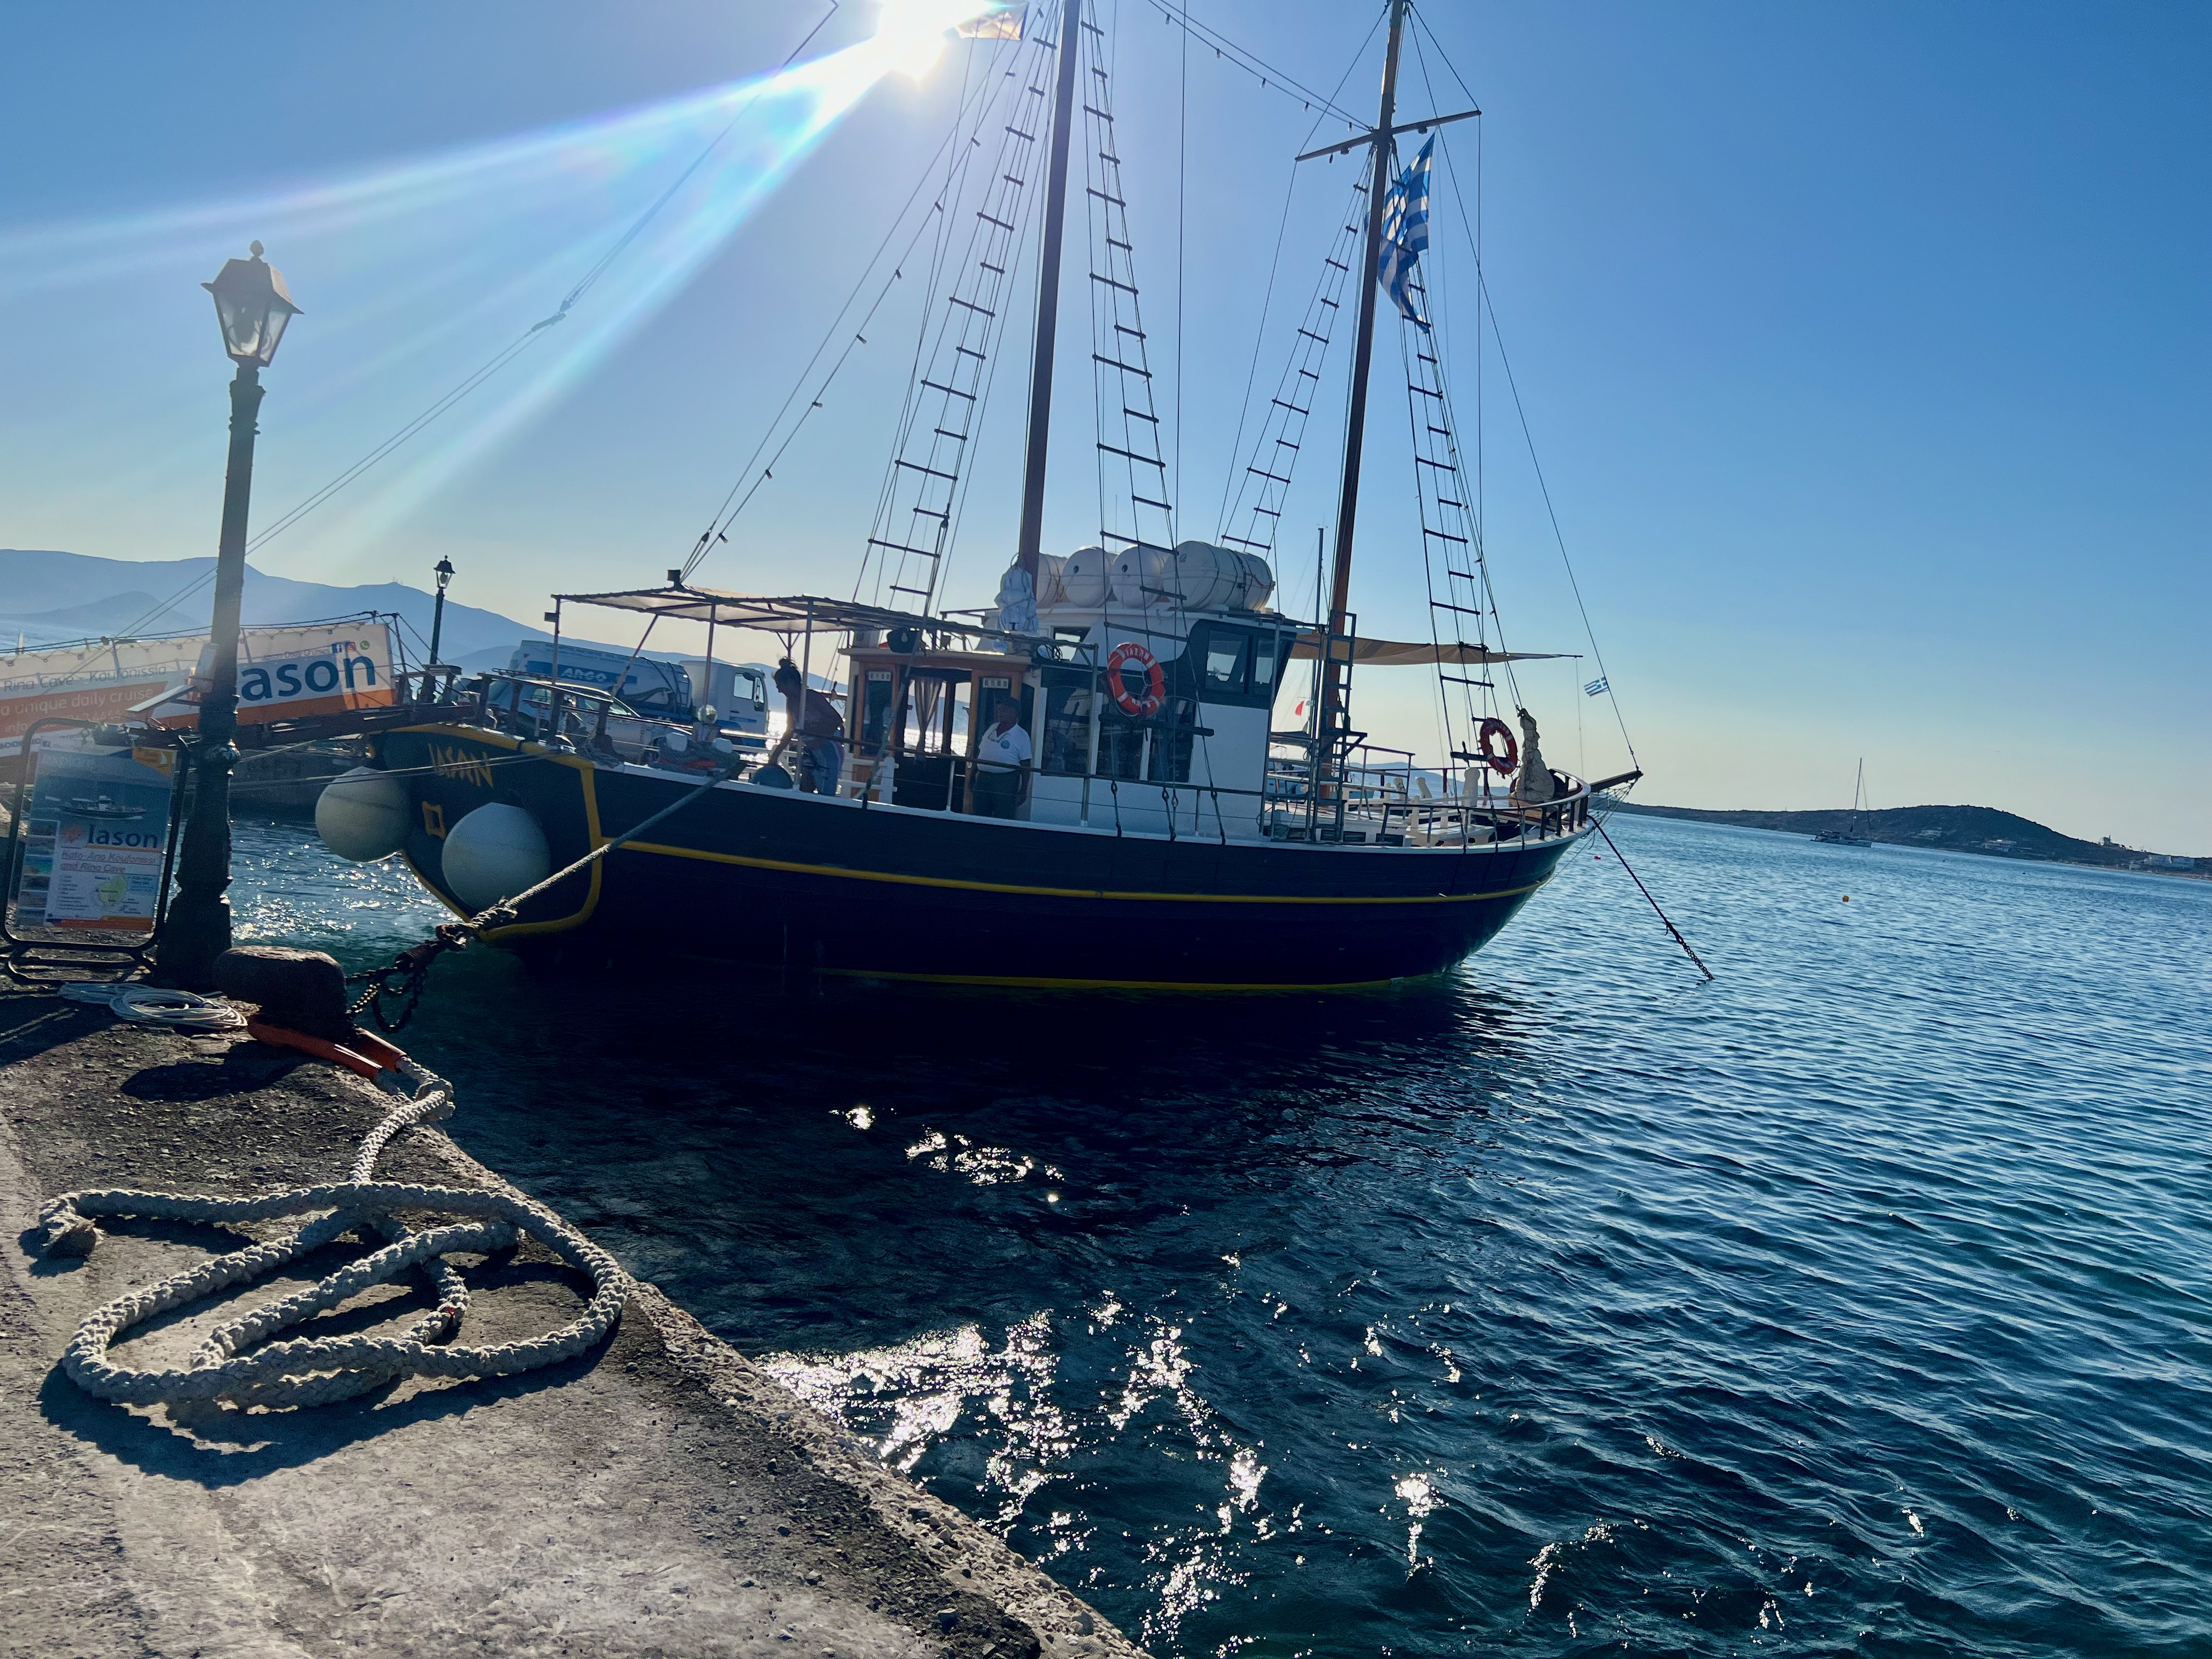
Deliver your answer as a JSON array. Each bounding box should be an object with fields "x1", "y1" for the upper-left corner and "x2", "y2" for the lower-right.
[{"x1": 226, "y1": 814, "x2": 2212, "y2": 1656}]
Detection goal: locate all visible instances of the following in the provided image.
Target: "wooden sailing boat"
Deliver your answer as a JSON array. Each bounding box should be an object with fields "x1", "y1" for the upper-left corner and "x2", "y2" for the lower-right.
[
  {"x1": 351, "y1": 0, "x2": 1636, "y2": 987},
  {"x1": 1811, "y1": 759, "x2": 1875, "y2": 846}
]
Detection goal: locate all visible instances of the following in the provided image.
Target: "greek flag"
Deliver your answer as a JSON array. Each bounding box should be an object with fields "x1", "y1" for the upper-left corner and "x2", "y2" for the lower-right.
[
  {"x1": 1376, "y1": 137, "x2": 1434, "y2": 332},
  {"x1": 1584, "y1": 676, "x2": 1609, "y2": 697}
]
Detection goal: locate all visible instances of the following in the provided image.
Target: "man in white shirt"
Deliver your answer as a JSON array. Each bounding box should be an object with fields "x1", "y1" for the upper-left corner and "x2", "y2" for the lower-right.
[{"x1": 972, "y1": 695, "x2": 1031, "y2": 818}]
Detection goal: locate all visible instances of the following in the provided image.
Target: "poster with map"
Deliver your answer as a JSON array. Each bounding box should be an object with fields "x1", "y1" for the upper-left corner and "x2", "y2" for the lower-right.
[{"x1": 14, "y1": 747, "x2": 178, "y2": 932}]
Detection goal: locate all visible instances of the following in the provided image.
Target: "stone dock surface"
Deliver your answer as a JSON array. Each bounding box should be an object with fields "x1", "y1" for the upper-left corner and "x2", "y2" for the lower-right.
[{"x1": 0, "y1": 988, "x2": 1138, "y2": 1659}]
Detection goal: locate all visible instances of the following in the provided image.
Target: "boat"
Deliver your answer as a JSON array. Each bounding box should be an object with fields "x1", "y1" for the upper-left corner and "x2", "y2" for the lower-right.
[
  {"x1": 1811, "y1": 759, "x2": 1875, "y2": 846},
  {"x1": 332, "y1": 0, "x2": 1641, "y2": 989},
  {"x1": 65, "y1": 796, "x2": 148, "y2": 822}
]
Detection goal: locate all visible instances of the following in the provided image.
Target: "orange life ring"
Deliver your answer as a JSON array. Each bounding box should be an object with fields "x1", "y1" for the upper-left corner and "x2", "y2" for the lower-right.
[
  {"x1": 1105, "y1": 641, "x2": 1166, "y2": 719},
  {"x1": 1477, "y1": 715, "x2": 1519, "y2": 776}
]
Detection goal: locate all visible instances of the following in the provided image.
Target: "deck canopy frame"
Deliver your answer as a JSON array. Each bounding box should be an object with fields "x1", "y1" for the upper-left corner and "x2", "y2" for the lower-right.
[
  {"x1": 554, "y1": 586, "x2": 1048, "y2": 652},
  {"x1": 1288, "y1": 634, "x2": 1569, "y2": 668}
]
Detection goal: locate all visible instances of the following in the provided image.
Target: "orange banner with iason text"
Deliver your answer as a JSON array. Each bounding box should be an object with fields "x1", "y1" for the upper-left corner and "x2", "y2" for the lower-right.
[{"x1": 151, "y1": 622, "x2": 400, "y2": 731}]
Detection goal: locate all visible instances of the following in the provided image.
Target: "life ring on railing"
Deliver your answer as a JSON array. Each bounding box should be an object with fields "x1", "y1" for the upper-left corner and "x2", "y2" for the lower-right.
[
  {"x1": 1105, "y1": 641, "x2": 1166, "y2": 719},
  {"x1": 1476, "y1": 716, "x2": 1519, "y2": 776}
]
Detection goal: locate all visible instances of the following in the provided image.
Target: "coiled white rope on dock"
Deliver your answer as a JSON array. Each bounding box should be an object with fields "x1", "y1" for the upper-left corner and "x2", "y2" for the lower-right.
[
  {"x1": 57, "y1": 982, "x2": 247, "y2": 1031},
  {"x1": 29, "y1": 1068, "x2": 629, "y2": 1409}
]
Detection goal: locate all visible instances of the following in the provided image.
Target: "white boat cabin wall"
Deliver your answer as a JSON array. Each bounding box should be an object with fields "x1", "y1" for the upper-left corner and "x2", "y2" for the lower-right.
[
  {"x1": 836, "y1": 539, "x2": 1288, "y2": 839},
  {"x1": 1024, "y1": 540, "x2": 1289, "y2": 839}
]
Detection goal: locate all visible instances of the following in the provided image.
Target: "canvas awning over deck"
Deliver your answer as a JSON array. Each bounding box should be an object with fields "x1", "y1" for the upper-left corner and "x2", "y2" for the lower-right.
[
  {"x1": 555, "y1": 586, "x2": 1037, "y2": 649},
  {"x1": 556, "y1": 588, "x2": 1571, "y2": 671},
  {"x1": 1288, "y1": 633, "x2": 1570, "y2": 668}
]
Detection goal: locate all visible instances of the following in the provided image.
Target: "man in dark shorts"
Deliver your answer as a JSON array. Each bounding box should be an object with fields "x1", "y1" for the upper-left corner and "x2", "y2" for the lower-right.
[{"x1": 773, "y1": 660, "x2": 845, "y2": 794}]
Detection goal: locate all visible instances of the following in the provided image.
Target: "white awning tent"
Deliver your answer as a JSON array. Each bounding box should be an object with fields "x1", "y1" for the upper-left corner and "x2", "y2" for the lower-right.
[{"x1": 1287, "y1": 633, "x2": 1570, "y2": 668}]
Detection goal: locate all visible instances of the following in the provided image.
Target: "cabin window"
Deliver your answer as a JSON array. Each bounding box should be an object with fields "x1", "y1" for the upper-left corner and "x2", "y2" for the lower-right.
[
  {"x1": 1146, "y1": 698, "x2": 1197, "y2": 783},
  {"x1": 1249, "y1": 633, "x2": 1280, "y2": 695},
  {"x1": 1203, "y1": 632, "x2": 1248, "y2": 695},
  {"x1": 1041, "y1": 681, "x2": 1092, "y2": 775},
  {"x1": 1041, "y1": 665, "x2": 1195, "y2": 781},
  {"x1": 859, "y1": 670, "x2": 895, "y2": 755}
]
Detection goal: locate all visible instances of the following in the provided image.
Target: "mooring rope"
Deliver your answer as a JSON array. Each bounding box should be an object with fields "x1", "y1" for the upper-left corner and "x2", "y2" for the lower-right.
[
  {"x1": 349, "y1": 765, "x2": 726, "y2": 1031},
  {"x1": 29, "y1": 1065, "x2": 629, "y2": 1409}
]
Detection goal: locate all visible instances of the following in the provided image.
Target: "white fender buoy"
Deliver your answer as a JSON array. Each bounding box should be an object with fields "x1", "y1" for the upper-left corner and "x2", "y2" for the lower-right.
[
  {"x1": 314, "y1": 766, "x2": 410, "y2": 863},
  {"x1": 440, "y1": 802, "x2": 551, "y2": 913}
]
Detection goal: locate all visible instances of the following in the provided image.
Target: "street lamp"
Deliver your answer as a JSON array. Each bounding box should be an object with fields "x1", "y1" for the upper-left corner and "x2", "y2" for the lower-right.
[
  {"x1": 153, "y1": 242, "x2": 302, "y2": 989},
  {"x1": 428, "y1": 556, "x2": 455, "y2": 665}
]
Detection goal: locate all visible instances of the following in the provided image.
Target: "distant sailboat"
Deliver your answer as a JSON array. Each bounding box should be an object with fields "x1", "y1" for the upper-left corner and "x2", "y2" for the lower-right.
[{"x1": 1812, "y1": 759, "x2": 1874, "y2": 847}]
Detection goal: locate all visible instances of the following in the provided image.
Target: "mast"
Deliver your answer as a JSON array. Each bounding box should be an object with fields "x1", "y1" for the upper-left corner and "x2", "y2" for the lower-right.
[
  {"x1": 1321, "y1": 0, "x2": 1409, "y2": 730},
  {"x1": 1014, "y1": 0, "x2": 1087, "y2": 582}
]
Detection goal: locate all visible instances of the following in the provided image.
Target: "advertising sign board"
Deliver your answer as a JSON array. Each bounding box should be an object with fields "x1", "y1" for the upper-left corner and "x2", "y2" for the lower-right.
[
  {"x1": 3, "y1": 620, "x2": 402, "y2": 756},
  {"x1": 150, "y1": 621, "x2": 400, "y2": 731},
  {"x1": 9, "y1": 747, "x2": 178, "y2": 933}
]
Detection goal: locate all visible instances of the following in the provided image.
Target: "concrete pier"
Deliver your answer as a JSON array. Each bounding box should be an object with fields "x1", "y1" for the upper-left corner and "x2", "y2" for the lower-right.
[{"x1": 0, "y1": 989, "x2": 1138, "y2": 1658}]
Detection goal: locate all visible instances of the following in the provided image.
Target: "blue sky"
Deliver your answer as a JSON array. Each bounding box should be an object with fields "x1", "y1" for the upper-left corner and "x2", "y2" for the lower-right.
[{"x1": 2, "y1": 2, "x2": 2204, "y2": 849}]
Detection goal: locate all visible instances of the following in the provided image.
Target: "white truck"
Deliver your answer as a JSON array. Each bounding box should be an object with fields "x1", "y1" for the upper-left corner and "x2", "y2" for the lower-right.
[{"x1": 503, "y1": 640, "x2": 771, "y2": 742}]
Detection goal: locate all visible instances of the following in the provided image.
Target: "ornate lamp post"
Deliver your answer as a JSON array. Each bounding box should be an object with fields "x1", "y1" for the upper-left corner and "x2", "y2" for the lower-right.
[
  {"x1": 154, "y1": 242, "x2": 301, "y2": 989},
  {"x1": 428, "y1": 556, "x2": 455, "y2": 665}
]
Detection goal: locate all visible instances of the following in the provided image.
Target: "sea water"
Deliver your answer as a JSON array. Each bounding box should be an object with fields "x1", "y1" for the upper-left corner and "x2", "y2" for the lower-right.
[{"x1": 230, "y1": 812, "x2": 2212, "y2": 1656}]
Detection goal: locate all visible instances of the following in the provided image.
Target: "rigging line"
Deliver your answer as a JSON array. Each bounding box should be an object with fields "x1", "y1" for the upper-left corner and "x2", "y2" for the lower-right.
[
  {"x1": 111, "y1": 324, "x2": 543, "y2": 639},
  {"x1": 560, "y1": 3, "x2": 843, "y2": 317},
  {"x1": 684, "y1": 35, "x2": 1022, "y2": 584},
  {"x1": 1407, "y1": 7, "x2": 1486, "y2": 611},
  {"x1": 1132, "y1": 0, "x2": 1367, "y2": 129},
  {"x1": 1400, "y1": 321, "x2": 1455, "y2": 778},
  {"x1": 1211, "y1": 4, "x2": 1384, "y2": 539},
  {"x1": 1173, "y1": 0, "x2": 1187, "y2": 539},
  {"x1": 857, "y1": 31, "x2": 1002, "y2": 604},
  {"x1": 1401, "y1": 30, "x2": 1493, "y2": 732},
  {"x1": 1211, "y1": 161, "x2": 1300, "y2": 538},
  {"x1": 1421, "y1": 79, "x2": 1631, "y2": 758},
  {"x1": 889, "y1": 26, "x2": 1062, "y2": 612},
  {"x1": 930, "y1": 94, "x2": 1049, "y2": 614},
  {"x1": 1407, "y1": 4, "x2": 1480, "y2": 115},
  {"x1": 1473, "y1": 262, "x2": 1633, "y2": 763},
  {"x1": 115, "y1": 7, "x2": 851, "y2": 645},
  {"x1": 909, "y1": 32, "x2": 1049, "y2": 610},
  {"x1": 1430, "y1": 331, "x2": 1524, "y2": 713}
]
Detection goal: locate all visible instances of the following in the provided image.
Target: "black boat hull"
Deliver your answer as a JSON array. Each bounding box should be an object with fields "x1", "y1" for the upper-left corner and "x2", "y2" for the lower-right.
[{"x1": 374, "y1": 726, "x2": 1582, "y2": 988}]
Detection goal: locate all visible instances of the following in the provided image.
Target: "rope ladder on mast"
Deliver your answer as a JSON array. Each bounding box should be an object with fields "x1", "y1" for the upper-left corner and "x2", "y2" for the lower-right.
[
  {"x1": 1215, "y1": 177, "x2": 1368, "y2": 560},
  {"x1": 1397, "y1": 256, "x2": 1499, "y2": 772},
  {"x1": 1079, "y1": 18, "x2": 1175, "y2": 562},
  {"x1": 861, "y1": 29, "x2": 1059, "y2": 613}
]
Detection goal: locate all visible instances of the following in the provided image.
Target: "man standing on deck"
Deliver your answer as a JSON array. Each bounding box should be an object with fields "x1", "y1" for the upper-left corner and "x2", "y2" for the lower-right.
[
  {"x1": 972, "y1": 694, "x2": 1031, "y2": 819},
  {"x1": 774, "y1": 660, "x2": 844, "y2": 794}
]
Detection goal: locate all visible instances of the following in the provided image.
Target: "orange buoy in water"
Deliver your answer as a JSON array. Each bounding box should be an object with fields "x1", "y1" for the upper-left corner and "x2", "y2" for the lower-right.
[{"x1": 1842, "y1": 895, "x2": 1851, "y2": 902}]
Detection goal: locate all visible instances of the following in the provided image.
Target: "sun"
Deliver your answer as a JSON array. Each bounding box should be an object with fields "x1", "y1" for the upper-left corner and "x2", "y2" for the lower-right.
[{"x1": 872, "y1": 0, "x2": 1006, "y2": 80}]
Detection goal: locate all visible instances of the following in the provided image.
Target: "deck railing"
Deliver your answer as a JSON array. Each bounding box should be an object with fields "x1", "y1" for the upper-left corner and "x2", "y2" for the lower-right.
[{"x1": 407, "y1": 672, "x2": 1593, "y2": 850}]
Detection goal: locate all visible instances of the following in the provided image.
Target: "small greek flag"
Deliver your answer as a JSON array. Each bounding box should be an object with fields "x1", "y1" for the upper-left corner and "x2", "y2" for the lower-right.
[
  {"x1": 1584, "y1": 676, "x2": 1609, "y2": 697},
  {"x1": 1376, "y1": 137, "x2": 1434, "y2": 332}
]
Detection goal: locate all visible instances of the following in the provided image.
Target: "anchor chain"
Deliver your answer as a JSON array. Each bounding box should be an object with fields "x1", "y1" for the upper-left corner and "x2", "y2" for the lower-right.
[{"x1": 347, "y1": 923, "x2": 476, "y2": 1033}]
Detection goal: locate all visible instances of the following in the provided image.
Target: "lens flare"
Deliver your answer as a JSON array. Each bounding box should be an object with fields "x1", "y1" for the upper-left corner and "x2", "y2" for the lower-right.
[
  {"x1": 872, "y1": 0, "x2": 1004, "y2": 80},
  {"x1": 0, "y1": 16, "x2": 1013, "y2": 581}
]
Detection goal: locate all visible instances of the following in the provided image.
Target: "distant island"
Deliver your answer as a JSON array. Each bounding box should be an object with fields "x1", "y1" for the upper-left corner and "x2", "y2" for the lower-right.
[{"x1": 1609, "y1": 800, "x2": 2202, "y2": 874}]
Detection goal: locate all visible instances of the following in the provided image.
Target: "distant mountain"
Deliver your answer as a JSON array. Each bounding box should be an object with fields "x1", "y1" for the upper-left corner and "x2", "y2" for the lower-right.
[
  {"x1": 1612, "y1": 800, "x2": 2201, "y2": 869},
  {"x1": 0, "y1": 548, "x2": 830, "y2": 690},
  {"x1": 0, "y1": 548, "x2": 534, "y2": 662}
]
